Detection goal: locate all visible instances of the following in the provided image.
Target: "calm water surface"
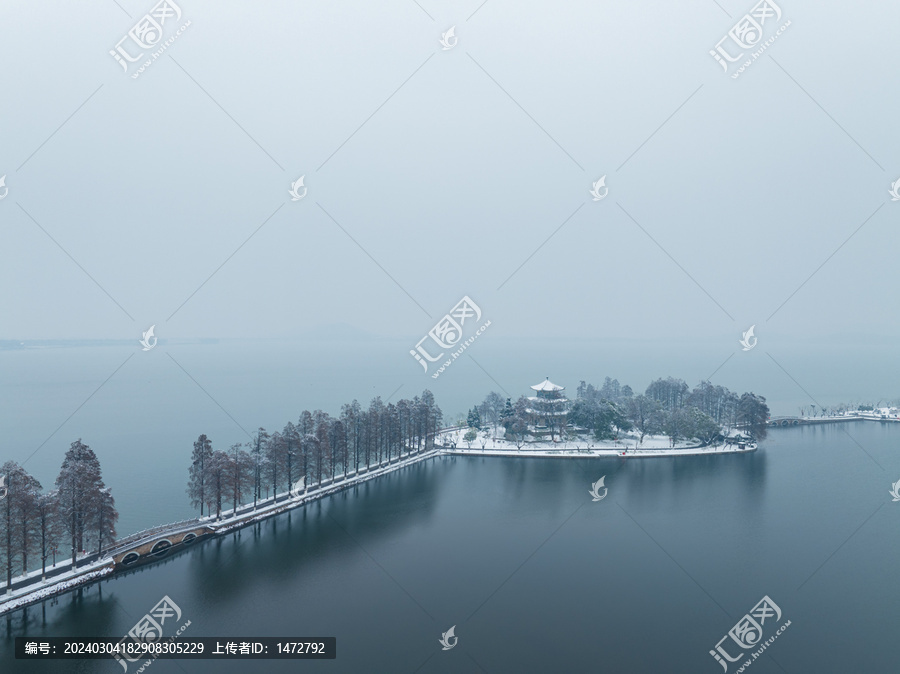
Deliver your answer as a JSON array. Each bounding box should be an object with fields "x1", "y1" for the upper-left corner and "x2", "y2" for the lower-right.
[
  {"x1": 3, "y1": 339, "x2": 896, "y2": 536},
  {"x1": 2, "y1": 422, "x2": 898, "y2": 673}
]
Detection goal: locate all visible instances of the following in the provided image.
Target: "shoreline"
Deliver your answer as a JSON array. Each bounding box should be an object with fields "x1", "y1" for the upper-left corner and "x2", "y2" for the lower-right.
[
  {"x1": 441, "y1": 443, "x2": 757, "y2": 459},
  {"x1": 0, "y1": 437, "x2": 757, "y2": 616},
  {"x1": 0, "y1": 449, "x2": 441, "y2": 617}
]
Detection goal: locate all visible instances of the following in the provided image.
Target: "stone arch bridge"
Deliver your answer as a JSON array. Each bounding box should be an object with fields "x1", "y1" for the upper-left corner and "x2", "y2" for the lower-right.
[{"x1": 109, "y1": 521, "x2": 215, "y2": 569}]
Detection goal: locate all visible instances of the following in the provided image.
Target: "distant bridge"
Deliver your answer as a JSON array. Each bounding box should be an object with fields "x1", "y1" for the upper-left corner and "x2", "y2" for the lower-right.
[{"x1": 768, "y1": 414, "x2": 900, "y2": 427}]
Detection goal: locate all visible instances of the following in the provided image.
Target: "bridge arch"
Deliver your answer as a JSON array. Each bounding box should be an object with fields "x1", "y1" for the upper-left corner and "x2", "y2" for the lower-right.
[
  {"x1": 121, "y1": 551, "x2": 141, "y2": 566},
  {"x1": 150, "y1": 539, "x2": 172, "y2": 557}
]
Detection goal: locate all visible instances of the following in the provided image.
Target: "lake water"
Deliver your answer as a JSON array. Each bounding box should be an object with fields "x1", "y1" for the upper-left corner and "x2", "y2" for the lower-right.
[
  {"x1": 2, "y1": 421, "x2": 899, "y2": 673},
  {"x1": 2, "y1": 337, "x2": 897, "y2": 537}
]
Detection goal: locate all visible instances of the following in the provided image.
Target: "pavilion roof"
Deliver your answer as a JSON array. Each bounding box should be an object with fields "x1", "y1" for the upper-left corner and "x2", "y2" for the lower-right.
[{"x1": 531, "y1": 378, "x2": 564, "y2": 392}]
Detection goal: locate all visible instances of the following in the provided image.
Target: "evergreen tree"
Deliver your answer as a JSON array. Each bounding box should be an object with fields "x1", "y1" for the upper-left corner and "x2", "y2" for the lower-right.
[
  {"x1": 467, "y1": 407, "x2": 481, "y2": 429},
  {"x1": 500, "y1": 398, "x2": 514, "y2": 433},
  {"x1": 737, "y1": 393, "x2": 769, "y2": 439}
]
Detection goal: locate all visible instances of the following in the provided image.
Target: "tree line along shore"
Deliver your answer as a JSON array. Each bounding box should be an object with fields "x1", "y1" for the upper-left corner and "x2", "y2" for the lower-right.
[
  {"x1": 0, "y1": 378, "x2": 770, "y2": 592},
  {"x1": 0, "y1": 390, "x2": 444, "y2": 594},
  {"x1": 460, "y1": 377, "x2": 770, "y2": 448}
]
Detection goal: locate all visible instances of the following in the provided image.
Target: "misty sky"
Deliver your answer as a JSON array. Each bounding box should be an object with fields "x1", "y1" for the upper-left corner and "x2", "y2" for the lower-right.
[{"x1": 1, "y1": 0, "x2": 899, "y2": 345}]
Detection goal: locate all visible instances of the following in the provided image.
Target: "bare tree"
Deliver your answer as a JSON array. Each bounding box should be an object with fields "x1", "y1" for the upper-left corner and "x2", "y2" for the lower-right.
[
  {"x1": 91, "y1": 488, "x2": 118, "y2": 556},
  {"x1": 282, "y1": 422, "x2": 298, "y2": 492},
  {"x1": 226, "y1": 443, "x2": 253, "y2": 513},
  {"x1": 13, "y1": 471, "x2": 41, "y2": 575},
  {"x1": 204, "y1": 450, "x2": 229, "y2": 519},
  {"x1": 250, "y1": 428, "x2": 269, "y2": 509},
  {"x1": 187, "y1": 435, "x2": 213, "y2": 516},
  {"x1": 265, "y1": 432, "x2": 285, "y2": 500},
  {"x1": 1, "y1": 462, "x2": 40, "y2": 586},
  {"x1": 55, "y1": 440, "x2": 112, "y2": 568},
  {"x1": 35, "y1": 491, "x2": 60, "y2": 579}
]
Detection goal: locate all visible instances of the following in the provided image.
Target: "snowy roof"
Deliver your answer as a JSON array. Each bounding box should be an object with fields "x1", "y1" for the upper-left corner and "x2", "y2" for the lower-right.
[
  {"x1": 525, "y1": 407, "x2": 568, "y2": 416},
  {"x1": 531, "y1": 378, "x2": 564, "y2": 392},
  {"x1": 526, "y1": 397, "x2": 568, "y2": 404}
]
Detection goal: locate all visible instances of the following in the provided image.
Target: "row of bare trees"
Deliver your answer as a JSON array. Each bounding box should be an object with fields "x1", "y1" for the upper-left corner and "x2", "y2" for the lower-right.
[
  {"x1": 0, "y1": 440, "x2": 118, "y2": 587},
  {"x1": 187, "y1": 390, "x2": 442, "y2": 518}
]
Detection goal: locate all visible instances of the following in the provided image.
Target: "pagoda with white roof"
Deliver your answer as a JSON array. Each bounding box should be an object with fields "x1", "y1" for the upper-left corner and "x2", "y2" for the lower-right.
[{"x1": 527, "y1": 378, "x2": 570, "y2": 441}]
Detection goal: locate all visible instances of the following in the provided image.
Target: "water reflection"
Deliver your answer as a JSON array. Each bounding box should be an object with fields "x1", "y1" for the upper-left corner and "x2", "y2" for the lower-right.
[
  {"x1": 185, "y1": 457, "x2": 445, "y2": 605},
  {"x1": 3, "y1": 427, "x2": 899, "y2": 673}
]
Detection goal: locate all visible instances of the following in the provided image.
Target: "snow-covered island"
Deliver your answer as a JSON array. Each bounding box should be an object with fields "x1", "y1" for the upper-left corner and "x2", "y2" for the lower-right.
[{"x1": 442, "y1": 377, "x2": 765, "y2": 458}]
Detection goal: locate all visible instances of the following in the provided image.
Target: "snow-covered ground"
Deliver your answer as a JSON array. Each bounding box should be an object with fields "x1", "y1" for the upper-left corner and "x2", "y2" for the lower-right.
[
  {"x1": 436, "y1": 428, "x2": 757, "y2": 458},
  {"x1": 439, "y1": 428, "x2": 701, "y2": 451},
  {"x1": 0, "y1": 557, "x2": 114, "y2": 614},
  {"x1": 0, "y1": 549, "x2": 104, "y2": 591},
  {"x1": 770, "y1": 409, "x2": 900, "y2": 423},
  {"x1": 443, "y1": 444, "x2": 756, "y2": 458},
  {"x1": 854, "y1": 407, "x2": 900, "y2": 420}
]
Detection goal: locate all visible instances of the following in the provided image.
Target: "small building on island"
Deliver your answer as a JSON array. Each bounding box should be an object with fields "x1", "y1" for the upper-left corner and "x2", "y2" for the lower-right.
[{"x1": 526, "y1": 378, "x2": 570, "y2": 441}]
